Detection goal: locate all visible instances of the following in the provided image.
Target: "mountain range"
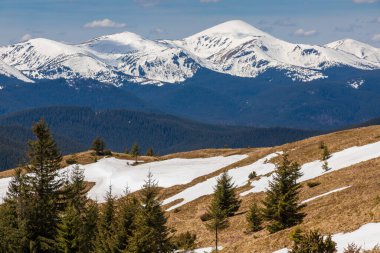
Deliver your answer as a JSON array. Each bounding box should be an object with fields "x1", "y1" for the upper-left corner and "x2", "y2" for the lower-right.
[{"x1": 0, "y1": 20, "x2": 379, "y2": 129}]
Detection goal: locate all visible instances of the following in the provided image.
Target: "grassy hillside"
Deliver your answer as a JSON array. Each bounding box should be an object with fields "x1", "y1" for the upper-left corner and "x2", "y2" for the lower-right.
[
  {"x1": 160, "y1": 126, "x2": 380, "y2": 252},
  {"x1": 1, "y1": 125, "x2": 380, "y2": 252}
]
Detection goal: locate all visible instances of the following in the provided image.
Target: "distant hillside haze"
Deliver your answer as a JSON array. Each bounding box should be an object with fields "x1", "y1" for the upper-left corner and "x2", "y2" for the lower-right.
[{"x1": 0, "y1": 106, "x2": 321, "y2": 171}]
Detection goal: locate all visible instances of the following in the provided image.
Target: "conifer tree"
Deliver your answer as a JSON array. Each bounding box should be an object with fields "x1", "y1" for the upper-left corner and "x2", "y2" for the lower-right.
[
  {"x1": 146, "y1": 147, "x2": 154, "y2": 157},
  {"x1": 56, "y1": 205, "x2": 82, "y2": 253},
  {"x1": 56, "y1": 165, "x2": 97, "y2": 253},
  {"x1": 205, "y1": 192, "x2": 229, "y2": 253},
  {"x1": 92, "y1": 137, "x2": 105, "y2": 156},
  {"x1": 94, "y1": 186, "x2": 117, "y2": 253},
  {"x1": 27, "y1": 119, "x2": 64, "y2": 252},
  {"x1": 81, "y1": 202, "x2": 99, "y2": 252},
  {"x1": 320, "y1": 142, "x2": 331, "y2": 172},
  {"x1": 2, "y1": 168, "x2": 30, "y2": 252},
  {"x1": 214, "y1": 172, "x2": 241, "y2": 217},
  {"x1": 262, "y1": 153, "x2": 305, "y2": 233},
  {"x1": 127, "y1": 173, "x2": 172, "y2": 253},
  {"x1": 0, "y1": 203, "x2": 26, "y2": 253},
  {"x1": 246, "y1": 202, "x2": 262, "y2": 232},
  {"x1": 131, "y1": 143, "x2": 140, "y2": 163}
]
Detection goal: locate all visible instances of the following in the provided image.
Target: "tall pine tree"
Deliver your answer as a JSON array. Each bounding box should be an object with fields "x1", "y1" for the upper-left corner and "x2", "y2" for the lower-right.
[
  {"x1": 56, "y1": 165, "x2": 97, "y2": 253},
  {"x1": 205, "y1": 189, "x2": 229, "y2": 253},
  {"x1": 94, "y1": 186, "x2": 117, "y2": 253},
  {"x1": 262, "y1": 153, "x2": 305, "y2": 233},
  {"x1": 114, "y1": 191, "x2": 140, "y2": 253},
  {"x1": 127, "y1": 173, "x2": 172, "y2": 253},
  {"x1": 27, "y1": 119, "x2": 65, "y2": 252}
]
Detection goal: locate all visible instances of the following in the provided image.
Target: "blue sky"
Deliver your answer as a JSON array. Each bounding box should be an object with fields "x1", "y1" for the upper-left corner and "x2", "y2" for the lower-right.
[{"x1": 0, "y1": 0, "x2": 379, "y2": 46}]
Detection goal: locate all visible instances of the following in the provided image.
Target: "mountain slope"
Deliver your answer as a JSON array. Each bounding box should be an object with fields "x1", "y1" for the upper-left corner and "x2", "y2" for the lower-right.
[
  {"x1": 0, "y1": 59, "x2": 33, "y2": 83},
  {"x1": 326, "y1": 39, "x2": 380, "y2": 63}
]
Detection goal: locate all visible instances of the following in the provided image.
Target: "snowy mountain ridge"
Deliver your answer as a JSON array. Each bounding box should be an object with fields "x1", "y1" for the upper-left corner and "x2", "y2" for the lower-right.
[
  {"x1": 0, "y1": 59, "x2": 34, "y2": 83},
  {"x1": 0, "y1": 20, "x2": 379, "y2": 85}
]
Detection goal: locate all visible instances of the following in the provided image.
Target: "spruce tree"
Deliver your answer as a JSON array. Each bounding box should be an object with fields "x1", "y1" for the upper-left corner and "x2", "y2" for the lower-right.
[
  {"x1": 127, "y1": 173, "x2": 172, "y2": 253},
  {"x1": 27, "y1": 119, "x2": 64, "y2": 252},
  {"x1": 56, "y1": 205, "x2": 82, "y2": 253},
  {"x1": 205, "y1": 192, "x2": 229, "y2": 253},
  {"x1": 2, "y1": 168, "x2": 30, "y2": 252},
  {"x1": 94, "y1": 186, "x2": 117, "y2": 253},
  {"x1": 246, "y1": 202, "x2": 262, "y2": 232},
  {"x1": 81, "y1": 202, "x2": 98, "y2": 252},
  {"x1": 57, "y1": 165, "x2": 97, "y2": 253},
  {"x1": 92, "y1": 137, "x2": 105, "y2": 156},
  {"x1": 262, "y1": 153, "x2": 305, "y2": 233},
  {"x1": 214, "y1": 172, "x2": 241, "y2": 217},
  {"x1": 131, "y1": 143, "x2": 140, "y2": 163},
  {"x1": 114, "y1": 193, "x2": 140, "y2": 252}
]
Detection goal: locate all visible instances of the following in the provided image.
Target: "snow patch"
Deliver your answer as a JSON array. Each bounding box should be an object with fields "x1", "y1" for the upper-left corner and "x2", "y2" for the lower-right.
[
  {"x1": 347, "y1": 79, "x2": 364, "y2": 89},
  {"x1": 241, "y1": 140, "x2": 380, "y2": 195},
  {"x1": 301, "y1": 186, "x2": 351, "y2": 204}
]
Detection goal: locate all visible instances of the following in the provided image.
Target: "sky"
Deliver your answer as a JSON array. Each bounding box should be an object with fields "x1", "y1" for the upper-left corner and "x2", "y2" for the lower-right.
[{"x1": 0, "y1": 0, "x2": 379, "y2": 47}]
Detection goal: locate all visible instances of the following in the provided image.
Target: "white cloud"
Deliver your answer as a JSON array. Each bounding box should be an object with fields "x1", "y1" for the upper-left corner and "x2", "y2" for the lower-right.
[
  {"x1": 84, "y1": 19, "x2": 126, "y2": 29},
  {"x1": 200, "y1": 0, "x2": 221, "y2": 2},
  {"x1": 20, "y1": 34, "x2": 32, "y2": 42},
  {"x1": 293, "y1": 28, "x2": 318, "y2": 37},
  {"x1": 135, "y1": 0, "x2": 161, "y2": 7},
  {"x1": 353, "y1": 0, "x2": 377, "y2": 3},
  {"x1": 372, "y1": 34, "x2": 380, "y2": 42}
]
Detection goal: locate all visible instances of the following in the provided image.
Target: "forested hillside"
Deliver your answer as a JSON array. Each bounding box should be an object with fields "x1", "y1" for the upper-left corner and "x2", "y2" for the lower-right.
[{"x1": 0, "y1": 106, "x2": 320, "y2": 171}]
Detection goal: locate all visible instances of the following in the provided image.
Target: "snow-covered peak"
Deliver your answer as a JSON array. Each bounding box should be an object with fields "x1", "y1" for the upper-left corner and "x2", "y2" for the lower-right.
[
  {"x1": 81, "y1": 31, "x2": 166, "y2": 54},
  {"x1": 326, "y1": 39, "x2": 380, "y2": 63},
  {"x1": 189, "y1": 20, "x2": 270, "y2": 38},
  {"x1": 0, "y1": 59, "x2": 33, "y2": 83}
]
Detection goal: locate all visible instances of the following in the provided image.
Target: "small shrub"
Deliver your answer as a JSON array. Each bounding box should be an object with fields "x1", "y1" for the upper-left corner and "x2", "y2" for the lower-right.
[
  {"x1": 172, "y1": 231, "x2": 197, "y2": 251},
  {"x1": 65, "y1": 157, "x2": 77, "y2": 165},
  {"x1": 344, "y1": 243, "x2": 361, "y2": 253},
  {"x1": 103, "y1": 149, "x2": 112, "y2": 156},
  {"x1": 246, "y1": 203, "x2": 262, "y2": 232},
  {"x1": 200, "y1": 212, "x2": 212, "y2": 222},
  {"x1": 306, "y1": 181, "x2": 321, "y2": 188},
  {"x1": 291, "y1": 230, "x2": 336, "y2": 253},
  {"x1": 248, "y1": 171, "x2": 257, "y2": 180}
]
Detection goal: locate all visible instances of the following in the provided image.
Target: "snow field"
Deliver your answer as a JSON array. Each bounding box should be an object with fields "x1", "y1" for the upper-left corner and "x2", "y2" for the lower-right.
[{"x1": 0, "y1": 155, "x2": 247, "y2": 203}]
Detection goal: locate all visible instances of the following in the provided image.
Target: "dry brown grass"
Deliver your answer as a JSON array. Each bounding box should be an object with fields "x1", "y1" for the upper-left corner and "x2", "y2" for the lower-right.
[{"x1": 163, "y1": 126, "x2": 380, "y2": 252}]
